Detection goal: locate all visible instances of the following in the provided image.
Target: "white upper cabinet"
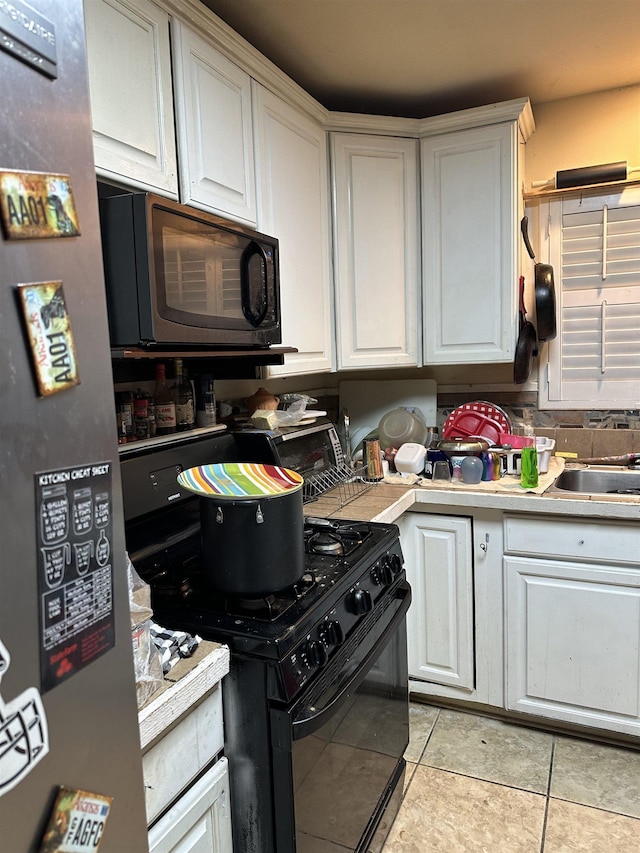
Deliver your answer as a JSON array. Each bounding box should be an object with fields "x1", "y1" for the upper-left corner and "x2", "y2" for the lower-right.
[
  {"x1": 331, "y1": 133, "x2": 420, "y2": 369},
  {"x1": 421, "y1": 99, "x2": 534, "y2": 365},
  {"x1": 253, "y1": 84, "x2": 334, "y2": 375},
  {"x1": 171, "y1": 20, "x2": 257, "y2": 225},
  {"x1": 85, "y1": 0, "x2": 178, "y2": 195}
]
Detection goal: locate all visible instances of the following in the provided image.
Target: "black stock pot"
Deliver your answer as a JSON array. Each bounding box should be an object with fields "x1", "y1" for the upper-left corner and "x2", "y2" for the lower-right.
[{"x1": 177, "y1": 462, "x2": 305, "y2": 596}]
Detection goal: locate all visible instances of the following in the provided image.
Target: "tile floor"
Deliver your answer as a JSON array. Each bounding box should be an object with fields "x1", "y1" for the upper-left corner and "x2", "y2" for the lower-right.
[{"x1": 380, "y1": 702, "x2": 640, "y2": 852}]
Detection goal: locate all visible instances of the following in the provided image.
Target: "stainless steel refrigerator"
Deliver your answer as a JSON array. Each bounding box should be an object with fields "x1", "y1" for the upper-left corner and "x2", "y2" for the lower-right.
[{"x1": 0, "y1": 1, "x2": 149, "y2": 850}]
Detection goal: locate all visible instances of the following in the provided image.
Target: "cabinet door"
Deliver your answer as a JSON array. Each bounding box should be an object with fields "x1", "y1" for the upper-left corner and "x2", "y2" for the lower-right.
[
  {"x1": 85, "y1": 0, "x2": 178, "y2": 196},
  {"x1": 331, "y1": 134, "x2": 420, "y2": 369},
  {"x1": 254, "y1": 85, "x2": 334, "y2": 375},
  {"x1": 505, "y1": 556, "x2": 640, "y2": 736},
  {"x1": 400, "y1": 514, "x2": 475, "y2": 690},
  {"x1": 421, "y1": 122, "x2": 519, "y2": 364},
  {"x1": 172, "y1": 21, "x2": 256, "y2": 225},
  {"x1": 148, "y1": 758, "x2": 233, "y2": 852}
]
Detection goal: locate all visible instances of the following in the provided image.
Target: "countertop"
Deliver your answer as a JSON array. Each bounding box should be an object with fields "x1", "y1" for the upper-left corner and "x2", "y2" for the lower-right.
[
  {"x1": 304, "y1": 459, "x2": 640, "y2": 524},
  {"x1": 138, "y1": 640, "x2": 229, "y2": 751}
]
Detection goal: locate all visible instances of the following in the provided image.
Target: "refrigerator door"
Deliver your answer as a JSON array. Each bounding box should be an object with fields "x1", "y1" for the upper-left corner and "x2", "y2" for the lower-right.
[{"x1": 0, "y1": 1, "x2": 149, "y2": 850}]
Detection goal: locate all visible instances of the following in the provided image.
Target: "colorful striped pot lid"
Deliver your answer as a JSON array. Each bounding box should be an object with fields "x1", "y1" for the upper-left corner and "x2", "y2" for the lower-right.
[{"x1": 177, "y1": 462, "x2": 303, "y2": 499}]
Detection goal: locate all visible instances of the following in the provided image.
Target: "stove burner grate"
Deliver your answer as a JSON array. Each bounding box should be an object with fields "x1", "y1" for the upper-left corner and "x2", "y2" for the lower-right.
[
  {"x1": 304, "y1": 519, "x2": 372, "y2": 557},
  {"x1": 221, "y1": 572, "x2": 318, "y2": 620}
]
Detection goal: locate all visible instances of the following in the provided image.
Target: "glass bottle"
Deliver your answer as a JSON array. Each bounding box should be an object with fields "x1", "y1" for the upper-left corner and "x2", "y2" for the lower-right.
[
  {"x1": 195, "y1": 373, "x2": 217, "y2": 428},
  {"x1": 153, "y1": 363, "x2": 176, "y2": 435},
  {"x1": 171, "y1": 358, "x2": 195, "y2": 431}
]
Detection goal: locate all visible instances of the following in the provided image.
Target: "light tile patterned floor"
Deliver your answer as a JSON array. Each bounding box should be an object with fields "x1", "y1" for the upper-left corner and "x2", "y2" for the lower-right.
[{"x1": 380, "y1": 702, "x2": 640, "y2": 852}]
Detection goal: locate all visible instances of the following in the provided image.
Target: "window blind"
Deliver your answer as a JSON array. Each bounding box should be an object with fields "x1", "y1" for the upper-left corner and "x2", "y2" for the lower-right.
[{"x1": 545, "y1": 190, "x2": 640, "y2": 407}]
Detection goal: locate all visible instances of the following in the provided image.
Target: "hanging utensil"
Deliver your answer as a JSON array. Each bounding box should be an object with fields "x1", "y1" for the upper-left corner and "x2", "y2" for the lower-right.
[
  {"x1": 521, "y1": 215, "x2": 557, "y2": 342},
  {"x1": 341, "y1": 407, "x2": 353, "y2": 469},
  {"x1": 513, "y1": 275, "x2": 538, "y2": 384}
]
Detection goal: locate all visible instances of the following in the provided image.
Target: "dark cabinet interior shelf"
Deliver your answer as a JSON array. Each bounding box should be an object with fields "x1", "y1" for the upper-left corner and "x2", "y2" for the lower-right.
[
  {"x1": 110, "y1": 346, "x2": 297, "y2": 383},
  {"x1": 110, "y1": 346, "x2": 296, "y2": 362}
]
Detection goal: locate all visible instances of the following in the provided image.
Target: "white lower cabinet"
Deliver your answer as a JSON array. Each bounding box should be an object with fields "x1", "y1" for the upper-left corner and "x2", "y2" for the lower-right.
[
  {"x1": 142, "y1": 675, "x2": 232, "y2": 850},
  {"x1": 504, "y1": 514, "x2": 640, "y2": 737},
  {"x1": 143, "y1": 685, "x2": 224, "y2": 824},
  {"x1": 148, "y1": 758, "x2": 233, "y2": 853},
  {"x1": 399, "y1": 509, "x2": 503, "y2": 707}
]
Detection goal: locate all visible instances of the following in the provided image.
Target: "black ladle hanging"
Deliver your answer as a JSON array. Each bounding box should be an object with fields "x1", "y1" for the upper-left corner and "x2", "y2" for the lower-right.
[{"x1": 521, "y1": 215, "x2": 557, "y2": 342}]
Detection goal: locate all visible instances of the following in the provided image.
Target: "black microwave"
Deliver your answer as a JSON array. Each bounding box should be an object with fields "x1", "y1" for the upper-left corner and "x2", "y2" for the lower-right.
[{"x1": 99, "y1": 192, "x2": 281, "y2": 348}]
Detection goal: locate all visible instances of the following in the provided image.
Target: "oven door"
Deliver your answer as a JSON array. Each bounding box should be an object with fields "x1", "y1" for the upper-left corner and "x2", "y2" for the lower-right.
[{"x1": 271, "y1": 581, "x2": 411, "y2": 853}]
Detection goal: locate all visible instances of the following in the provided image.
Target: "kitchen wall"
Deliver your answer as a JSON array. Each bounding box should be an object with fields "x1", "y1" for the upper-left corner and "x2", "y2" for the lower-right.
[{"x1": 525, "y1": 84, "x2": 640, "y2": 189}]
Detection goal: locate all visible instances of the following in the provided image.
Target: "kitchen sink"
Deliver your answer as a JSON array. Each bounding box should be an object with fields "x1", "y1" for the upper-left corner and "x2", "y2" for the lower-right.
[{"x1": 553, "y1": 467, "x2": 640, "y2": 495}]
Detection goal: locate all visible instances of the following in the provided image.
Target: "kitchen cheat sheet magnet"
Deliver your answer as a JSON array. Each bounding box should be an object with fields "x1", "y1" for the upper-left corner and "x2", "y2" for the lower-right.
[
  {"x1": 36, "y1": 463, "x2": 115, "y2": 693},
  {"x1": 39, "y1": 786, "x2": 113, "y2": 853},
  {"x1": 17, "y1": 281, "x2": 80, "y2": 396}
]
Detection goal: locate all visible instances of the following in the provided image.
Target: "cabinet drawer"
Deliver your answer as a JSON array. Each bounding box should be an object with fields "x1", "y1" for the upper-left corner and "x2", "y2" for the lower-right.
[
  {"x1": 143, "y1": 684, "x2": 224, "y2": 824},
  {"x1": 504, "y1": 514, "x2": 640, "y2": 566},
  {"x1": 148, "y1": 758, "x2": 233, "y2": 853}
]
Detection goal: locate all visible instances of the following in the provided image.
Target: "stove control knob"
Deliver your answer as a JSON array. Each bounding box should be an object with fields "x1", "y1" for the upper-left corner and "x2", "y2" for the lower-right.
[
  {"x1": 386, "y1": 552, "x2": 403, "y2": 576},
  {"x1": 304, "y1": 640, "x2": 328, "y2": 668},
  {"x1": 348, "y1": 587, "x2": 373, "y2": 615},
  {"x1": 373, "y1": 561, "x2": 394, "y2": 586},
  {"x1": 319, "y1": 620, "x2": 344, "y2": 647}
]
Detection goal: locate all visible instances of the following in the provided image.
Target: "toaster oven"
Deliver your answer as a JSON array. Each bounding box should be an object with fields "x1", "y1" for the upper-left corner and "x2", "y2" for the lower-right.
[{"x1": 233, "y1": 419, "x2": 345, "y2": 499}]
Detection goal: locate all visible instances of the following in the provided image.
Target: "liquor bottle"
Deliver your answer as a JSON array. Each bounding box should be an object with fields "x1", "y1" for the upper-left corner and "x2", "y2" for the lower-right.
[
  {"x1": 116, "y1": 390, "x2": 134, "y2": 442},
  {"x1": 195, "y1": 373, "x2": 217, "y2": 428},
  {"x1": 153, "y1": 363, "x2": 176, "y2": 435},
  {"x1": 171, "y1": 358, "x2": 195, "y2": 431},
  {"x1": 133, "y1": 389, "x2": 150, "y2": 440}
]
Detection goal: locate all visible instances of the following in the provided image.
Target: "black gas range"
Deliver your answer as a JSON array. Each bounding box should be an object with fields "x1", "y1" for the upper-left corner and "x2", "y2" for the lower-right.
[{"x1": 121, "y1": 431, "x2": 410, "y2": 853}]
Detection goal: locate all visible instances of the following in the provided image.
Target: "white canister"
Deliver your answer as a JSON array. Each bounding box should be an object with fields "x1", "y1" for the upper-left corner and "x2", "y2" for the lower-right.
[{"x1": 394, "y1": 442, "x2": 427, "y2": 475}]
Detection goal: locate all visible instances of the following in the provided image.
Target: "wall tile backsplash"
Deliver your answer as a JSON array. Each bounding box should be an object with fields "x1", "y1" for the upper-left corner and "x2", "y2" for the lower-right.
[{"x1": 220, "y1": 383, "x2": 638, "y2": 457}]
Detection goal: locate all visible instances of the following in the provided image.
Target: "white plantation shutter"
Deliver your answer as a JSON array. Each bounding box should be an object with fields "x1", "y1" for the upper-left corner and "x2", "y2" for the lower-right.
[{"x1": 538, "y1": 187, "x2": 640, "y2": 409}]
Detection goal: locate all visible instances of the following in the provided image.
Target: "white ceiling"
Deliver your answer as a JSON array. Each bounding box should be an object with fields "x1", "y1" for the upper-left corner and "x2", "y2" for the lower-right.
[{"x1": 200, "y1": 0, "x2": 640, "y2": 117}]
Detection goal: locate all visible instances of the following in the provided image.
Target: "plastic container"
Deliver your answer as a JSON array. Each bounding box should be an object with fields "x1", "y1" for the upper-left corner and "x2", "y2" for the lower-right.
[
  {"x1": 460, "y1": 455, "x2": 484, "y2": 484},
  {"x1": 378, "y1": 407, "x2": 428, "y2": 449},
  {"x1": 535, "y1": 436, "x2": 556, "y2": 474},
  {"x1": 394, "y1": 442, "x2": 427, "y2": 475},
  {"x1": 497, "y1": 432, "x2": 534, "y2": 449}
]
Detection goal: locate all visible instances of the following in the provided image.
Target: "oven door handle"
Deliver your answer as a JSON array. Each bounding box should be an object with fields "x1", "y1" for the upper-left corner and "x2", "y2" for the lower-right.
[{"x1": 291, "y1": 583, "x2": 411, "y2": 741}]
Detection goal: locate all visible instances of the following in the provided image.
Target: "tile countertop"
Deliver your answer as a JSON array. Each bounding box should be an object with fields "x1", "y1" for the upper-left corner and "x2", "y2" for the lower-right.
[
  {"x1": 138, "y1": 640, "x2": 229, "y2": 751},
  {"x1": 304, "y1": 458, "x2": 640, "y2": 524}
]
